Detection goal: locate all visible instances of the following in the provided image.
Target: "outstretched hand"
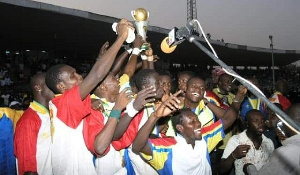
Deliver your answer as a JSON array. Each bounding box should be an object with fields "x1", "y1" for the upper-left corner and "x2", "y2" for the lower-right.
[
  {"x1": 133, "y1": 86, "x2": 156, "y2": 111},
  {"x1": 154, "y1": 90, "x2": 181, "y2": 118}
]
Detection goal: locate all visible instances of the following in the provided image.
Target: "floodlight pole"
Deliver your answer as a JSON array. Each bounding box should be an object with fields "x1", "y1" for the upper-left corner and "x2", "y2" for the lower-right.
[{"x1": 269, "y1": 35, "x2": 275, "y2": 90}]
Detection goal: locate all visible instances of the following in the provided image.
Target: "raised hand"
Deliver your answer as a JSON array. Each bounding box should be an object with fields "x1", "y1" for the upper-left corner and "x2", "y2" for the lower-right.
[
  {"x1": 133, "y1": 86, "x2": 156, "y2": 111},
  {"x1": 235, "y1": 84, "x2": 247, "y2": 101},
  {"x1": 98, "y1": 41, "x2": 109, "y2": 57},
  {"x1": 116, "y1": 19, "x2": 134, "y2": 40},
  {"x1": 154, "y1": 90, "x2": 181, "y2": 118},
  {"x1": 133, "y1": 35, "x2": 144, "y2": 49},
  {"x1": 144, "y1": 43, "x2": 153, "y2": 56},
  {"x1": 153, "y1": 55, "x2": 160, "y2": 62},
  {"x1": 114, "y1": 87, "x2": 134, "y2": 111},
  {"x1": 92, "y1": 99, "x2": 104, "y2": 112}
]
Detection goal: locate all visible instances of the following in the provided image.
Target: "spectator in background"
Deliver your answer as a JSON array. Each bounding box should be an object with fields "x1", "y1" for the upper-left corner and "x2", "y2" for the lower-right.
[
  {"x1": 244, "y1": 103, "x2": 300, "y2": 175},
  {"x1": 269, "y1": 80, "x2": 291, "y2": 111},
  {"x1": 220, "y1": 109, "x2": 274, "y2": 175},
  {"x1": 240, "y1": 77, "x2": 266, "y2": 121},
  {"x1": 159, "y1": 72, "x2": 172, "y2": 102},
  {"x1": 264, "y1": 103, "x2": 283, "y2": 149}
]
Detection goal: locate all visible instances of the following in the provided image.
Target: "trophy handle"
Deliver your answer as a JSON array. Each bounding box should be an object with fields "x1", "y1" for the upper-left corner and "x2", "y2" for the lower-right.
[
  {"x1": 147, "y1": 12, "x2": 150, "y2": 18},
  {"x1": 131, "y1": 10, "x2": 135, "y2": 19}
]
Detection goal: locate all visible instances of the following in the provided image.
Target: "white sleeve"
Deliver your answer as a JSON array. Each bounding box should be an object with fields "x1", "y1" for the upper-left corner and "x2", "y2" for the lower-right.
[{"x1": 221, "y1": 135, "x2": 239, "y2": 159}]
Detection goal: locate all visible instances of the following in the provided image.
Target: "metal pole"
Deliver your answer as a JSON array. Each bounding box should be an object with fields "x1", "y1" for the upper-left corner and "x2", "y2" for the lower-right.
[
  {"x1": 269, "y1": 35, "x2": 275, "y2": 90},
  {"x1": 187, "y1": 35, "x2": 300, "y2": 132}
]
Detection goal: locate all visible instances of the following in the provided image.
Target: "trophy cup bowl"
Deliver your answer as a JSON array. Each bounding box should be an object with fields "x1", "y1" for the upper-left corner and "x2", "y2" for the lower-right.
[{"x1": 131, "y1": 8, "x2": 150, "y2": 50}]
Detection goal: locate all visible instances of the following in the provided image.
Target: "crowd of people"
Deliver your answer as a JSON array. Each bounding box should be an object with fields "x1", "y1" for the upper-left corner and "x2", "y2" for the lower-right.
[{"x1": 1, "y1": 18, "x2": 300, "y2": 175}]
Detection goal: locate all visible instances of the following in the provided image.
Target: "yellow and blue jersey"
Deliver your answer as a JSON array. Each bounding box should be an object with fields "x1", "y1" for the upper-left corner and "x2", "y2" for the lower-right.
[{"x1": 141, "y1": 120, "x2": 225, "y2": 175}]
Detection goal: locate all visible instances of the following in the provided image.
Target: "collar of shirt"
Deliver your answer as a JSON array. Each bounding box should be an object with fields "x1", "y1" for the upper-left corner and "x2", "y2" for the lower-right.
[{"x1": 30, "y1": 100, "x2": 49, "y2": 114}]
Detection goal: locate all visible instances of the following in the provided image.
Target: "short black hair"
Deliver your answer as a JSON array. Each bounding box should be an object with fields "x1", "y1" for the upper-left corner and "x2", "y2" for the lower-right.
[
  {"x1": 45, "y1": 64, "x2": 67, "y2": 94},
  {"x1": 135, "y1": 69, "x2": 158, "y2": 91},
  {"x1": 275, "y1": 79, "x2": 289, "y2": 95},
  {"x1": 171, "y1": 108, "x2": 193, "y2": 135},
  {"x1": 245, "y1": 109, "x2": 263, "y2": 122},
  {"x1": 177, "y1": 71, "x2": 196, "y2": 79}
]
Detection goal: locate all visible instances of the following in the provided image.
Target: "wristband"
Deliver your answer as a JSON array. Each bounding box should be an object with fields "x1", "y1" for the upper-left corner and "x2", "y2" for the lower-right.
[
  {"x1": 147, "y1": 55, "x2": 154, "y2": 61},
  {"x1": 126, "y1": 48, "x2": 133, "y2": 54},
  {"x1": 126, "y1": 100, "x2": 139, "y2": 117},
  {"x1": 109, "y1": 110, "x2": 121, "y2": 121},
  {"x1": 132, "y1": 48, "x2": 141, "y2": 55},
  {"x1": 141, "y1": 55, "x2": 147, "y2": 61}
]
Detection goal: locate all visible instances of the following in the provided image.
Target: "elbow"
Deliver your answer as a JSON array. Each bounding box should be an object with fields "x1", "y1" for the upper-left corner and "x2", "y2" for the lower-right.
[
  {"x1": 131, "y1": 144, "x2": 140, "y2": 154},
  {"x1": 94, "y1": 144, "x2": 109, "y2": 156},
  {"x1": 95, "y1": 147, "x2": 108, "y2": 156}
]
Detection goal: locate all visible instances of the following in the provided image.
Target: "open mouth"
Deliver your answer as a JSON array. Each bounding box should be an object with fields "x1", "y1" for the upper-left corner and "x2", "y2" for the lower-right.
[
  {"x1": 194, "y1": 128, "x2": 201, "y2": 133},
  {"x1": 192, "y1": 92, "x2": 200, "y2": 97},
  {"x1": 257, "y1": 128, "x2": 264, "y2": 133}
]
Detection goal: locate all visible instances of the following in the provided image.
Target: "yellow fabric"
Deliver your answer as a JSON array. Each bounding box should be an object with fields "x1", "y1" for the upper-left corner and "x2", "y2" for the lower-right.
[
  {"x1": 202, "y1": 122, "x2": 224, "y2": 153},
  {"x1": 212, "y1": 87, "x2": 235, "y2": 105},
  {"x1": 30, "y1": 101, "x2": 49, "y2": 114},
  {"x1": 218, "y1": 131, "x2": 232, "y2": 150},
  {"x1": 146, "y1": 150, "x2": 169, "y2": 170},
  {"x1": 196, "y1": 100, "x2": 214, "y2": 127},
  {"x1": 0, "y1": 107, "x2": 24, "y2": 131},
  {"x1": 119, "y1": 74, "x2": 129, "y2": 87}
]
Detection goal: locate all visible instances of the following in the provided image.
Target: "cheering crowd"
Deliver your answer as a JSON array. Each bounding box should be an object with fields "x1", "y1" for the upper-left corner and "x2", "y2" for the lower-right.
[{"x1": 1, "y1": 18, "x2": 300, "y2": 175}]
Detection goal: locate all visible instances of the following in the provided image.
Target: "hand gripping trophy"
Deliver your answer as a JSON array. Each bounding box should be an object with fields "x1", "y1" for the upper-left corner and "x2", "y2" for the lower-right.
[{"x1": 131, "y1": 8, "x2": 150, "y2": 50}]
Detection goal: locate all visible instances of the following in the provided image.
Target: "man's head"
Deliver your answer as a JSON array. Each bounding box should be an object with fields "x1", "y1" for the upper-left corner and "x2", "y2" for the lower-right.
[
  {"x1": 135, "y1": 69, "x2": 164, "y2": 100},
  {"x1": 93, "y1": 73, "x2": 120, "y2": 102},
  {"x1": 246, "y1": 109, "x2": 265, "y2": 136},
  {"x1": 283, "y1": 103, "x2": 300, "y2": 137},
  {"x1": 177, "y1": 71, "x2": 196, "y2": 95},
  {"x1": 247, "y1": 77, "x2": 260, "y2": 97},
  {"x1": 275, "y1": 79, "x2": 289, "y2": 95},
  {"x1": 185, "y1": 77, "x2": 206, "y2": 103},
  {"x1": 171, "y1": 108, "x2": 202, "y2": 140},
  {"x1": 31, "y1": 73, "x2": 54, "y2": 104},
  {"x1": 265, "y1": 103, "x2": 283, "y2": 129},
  {"x1": 45, "y1": 64, "x2": 83, "y2": 94},
  {"x1": 218, "y1": 73, "x2": 233, "y2": 93},
  {"x1": 159, "y1": 74, "x2": 172, "y2": 95}
]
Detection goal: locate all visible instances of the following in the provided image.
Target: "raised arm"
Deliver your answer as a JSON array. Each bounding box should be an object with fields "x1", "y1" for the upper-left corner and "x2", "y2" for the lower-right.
[
  {"x1": 122, "y1": 35, "x2": 144, "y2": 77},
  {"x1": 144, "y1": 44, "x2": 155, "y2": 70},
  {"x1": 112, "y1": 86, "x2": 156, "y2": 140},
  {"x1": 231, "y1": 85, "x2": 247, "y2": 111},
  {"x1": 132, "y1": 91, "x2": 181, "y2": 155},
  {"x1": 94, "y1": 87, "x2": 133, "y2": 155},
  {"x1": 79, "y1": 19, "x2": 134, "y2": 99},
  {"x1": 110, "y1": 51, "x2": 130, "y2": 76}
]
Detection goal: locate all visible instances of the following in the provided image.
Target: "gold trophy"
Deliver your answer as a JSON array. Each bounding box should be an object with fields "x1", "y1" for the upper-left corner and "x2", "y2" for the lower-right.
[{"x1": 131, "y1": 8, "x2": 149, "y2": 50}]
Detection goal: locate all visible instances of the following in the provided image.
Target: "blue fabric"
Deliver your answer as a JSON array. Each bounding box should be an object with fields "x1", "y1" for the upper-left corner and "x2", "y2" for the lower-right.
[
  {"x1": 124, "y1": 148, "x2": 135, "y2": 175},
  {"x1": 0, "y1": 114, "x2": 16, "y2": 175}
]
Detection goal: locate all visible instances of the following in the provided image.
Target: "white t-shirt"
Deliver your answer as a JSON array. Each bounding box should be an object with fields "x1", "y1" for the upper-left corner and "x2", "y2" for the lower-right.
[{"x1": 222, "y1": 130, "x2": 274, "y2": 175}]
